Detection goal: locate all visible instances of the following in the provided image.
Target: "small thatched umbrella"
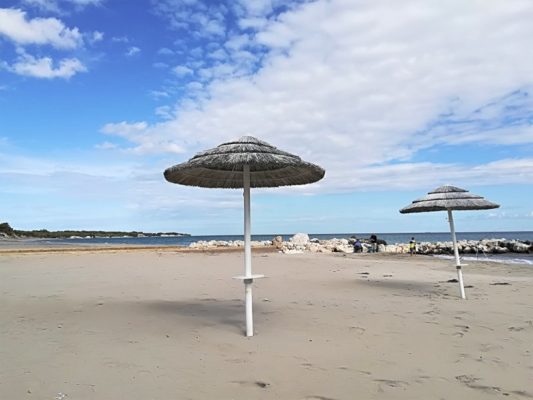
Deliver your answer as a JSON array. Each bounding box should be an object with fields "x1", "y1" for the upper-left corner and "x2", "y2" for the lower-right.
[
  {"x1": 164, "y1": 136, "x2": 325, "y2": 336},
  {"x1": 400, "y1": 185, "x2": 499, "y2": 299}
]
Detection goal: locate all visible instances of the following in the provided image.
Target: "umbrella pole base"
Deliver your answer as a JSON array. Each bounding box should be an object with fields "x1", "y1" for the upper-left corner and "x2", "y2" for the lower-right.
[
  {"x1": 234, "y1": 275, "x2": 264, "y2": 337},
  {"x1": 245, "y1": 282, "x2": 253, "y2": 336},
  {"x1": 456, "y1": 266, "x2": 466, "y2": 299}
]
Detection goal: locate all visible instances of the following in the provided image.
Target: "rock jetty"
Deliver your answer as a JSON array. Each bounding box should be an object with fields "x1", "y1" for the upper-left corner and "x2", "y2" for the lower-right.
[
  {"x1": 188, "y1": 240, "x2": 272, "y2": 249},
  {"x1": 275, "y1": 233, "x2": 532, "y2": 255},
  {"x1": 185, "y1": 234, "x2": 531, "y2": 255}
]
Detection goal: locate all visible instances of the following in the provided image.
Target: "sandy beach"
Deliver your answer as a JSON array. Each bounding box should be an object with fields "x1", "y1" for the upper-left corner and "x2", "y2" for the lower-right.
[{"x1": 1, "y1": 249, "x2": 532, "y2": 399}]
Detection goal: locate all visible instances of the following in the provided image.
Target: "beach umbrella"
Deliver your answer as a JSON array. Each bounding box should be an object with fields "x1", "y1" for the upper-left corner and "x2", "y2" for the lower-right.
[
  {"x1": 164, "y1": 136, "x2": 325, "y2": 336},
  {"x1": 399, "y1": 185, "x2": 499, "y2": 299}
]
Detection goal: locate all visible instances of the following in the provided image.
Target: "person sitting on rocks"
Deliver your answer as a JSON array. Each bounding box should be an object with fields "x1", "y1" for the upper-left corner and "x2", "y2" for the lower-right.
[{"x1": 353, "y1": 238, "x2": 363, "y2": 253}]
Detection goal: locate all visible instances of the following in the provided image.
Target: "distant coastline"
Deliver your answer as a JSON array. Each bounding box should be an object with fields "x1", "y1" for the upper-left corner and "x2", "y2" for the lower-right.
[{"x1": 0, "y1": 222, "x2": 190, "y2": 240}]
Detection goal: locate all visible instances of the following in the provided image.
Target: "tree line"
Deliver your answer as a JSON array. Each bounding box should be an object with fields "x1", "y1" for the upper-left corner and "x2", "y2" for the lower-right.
[{"x1": 0, "y1": 222, "x2": 189, "y2": 238}]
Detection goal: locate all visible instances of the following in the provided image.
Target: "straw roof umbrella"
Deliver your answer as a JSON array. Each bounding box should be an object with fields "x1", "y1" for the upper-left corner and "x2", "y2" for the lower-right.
[
  {"x1": 399, "y1": 185, "x2": 499, "y2": 299},
  {"x1": 164, "y1": 136, "x2": 325, "y2": 336}
]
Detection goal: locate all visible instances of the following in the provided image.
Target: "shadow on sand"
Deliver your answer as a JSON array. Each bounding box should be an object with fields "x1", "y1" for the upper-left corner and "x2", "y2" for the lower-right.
[{"x1": 140, "y1": 298, "x2": 262, "y2": 335}]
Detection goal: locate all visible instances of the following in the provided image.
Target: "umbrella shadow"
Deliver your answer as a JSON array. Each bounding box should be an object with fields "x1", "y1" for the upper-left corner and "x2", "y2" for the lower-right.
[{"x1": 142, "y1": 298, "x2": 259, "y2": 335}]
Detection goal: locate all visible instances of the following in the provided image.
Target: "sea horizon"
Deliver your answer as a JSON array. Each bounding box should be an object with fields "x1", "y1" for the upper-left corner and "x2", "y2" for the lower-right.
[{"x1": 3, "y1": 230, "x2": 531, "y2": 246}]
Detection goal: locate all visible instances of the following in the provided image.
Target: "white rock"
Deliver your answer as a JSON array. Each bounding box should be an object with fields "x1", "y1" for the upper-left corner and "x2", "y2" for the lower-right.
[
  {"x1": 513, "y1": 242, "x2": 530, "y2": 253},
  {"x1": 290, "y1": 233, "x2": 310, "y2": 247},
  {"x1": 334, "y1": 244, "x2": 354, "y2": 253},
  {"x1": 282, "y1": 249, "x2": 304, "y2": 254},
  {"x1": 308, "y1": 243, "x2": 321, "y2": 253}
]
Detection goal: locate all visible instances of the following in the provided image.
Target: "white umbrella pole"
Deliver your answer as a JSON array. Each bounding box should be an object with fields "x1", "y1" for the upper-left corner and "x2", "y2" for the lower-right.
[
  {"x1": 447, "y1": 209, "x2": 466, "y2": 299},
  {"x1": 243, "y1": 165, "x2": 254, "y2": 336}
]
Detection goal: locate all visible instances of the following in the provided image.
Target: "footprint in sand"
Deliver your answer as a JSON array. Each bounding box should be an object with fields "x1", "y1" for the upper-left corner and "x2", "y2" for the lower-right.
[
  {"x1": 508, "y1": 321, "x2": 533, "y2": 332},
  {"x1": 454, "y1": 375, "x2": 530, "y2": 397},
  {"x1": 374, "y1": 378, "x2": 409, "y2": 390},
  {"x1": 232, "y1": 380, "x2": 270, "y2": 389},
  {"x1": 349, "y1": 326, "x2": 366, "y2": 335},
  {"x1": 453, "y1": 325, "x2": 470, "y2": 337}
]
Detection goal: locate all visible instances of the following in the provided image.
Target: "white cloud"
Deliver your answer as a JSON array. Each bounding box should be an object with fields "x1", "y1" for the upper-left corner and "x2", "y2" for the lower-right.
[
  {"x1": 125, "y1": 46, "x2": 140, "y2": 56},
  {"x1": 22, "y1": 0, "x2": 103, "y2": 13},
  {"x1": 0, "y1": 8, "x2": 82, "y2": 49},
  {"x1": 67, "y1": 0, "x2": 102, "y2": 6},
  {"x1": 21, "y1": 0, "x2": 62, "y2": 13},
  {"x1": 100, "y1": 121, "x2": 185, "y2": 155},
  {"x1": 152, "y1": 1, "x2": 227, "y2": 38},
  {"x1": 10, "y1": 53, "x2": 86, "y2": 79},
  {"x1": 158, "y1": 47, "x2": 174, "y2": 56},
  {"x1": 155, "y1": 105, "x2": 173, "y2": 120},
  {"x1": 130, "y1": 0, "x2": 533, "y2": 192},
  {"x1": 153, "y1": 62, "x2": 169, "y2": 69},
  {"x1": 91, "y1": 30, "x2": 104, "y2": 42},
  {"x1": 325, "y1": 158, "x2": 533, "y2": 193},
  {"x1": 101, "y1": 121, "x2": 148, "y2": 137},
  {"x1": 173, "y1": 65, "x2": 193, "y2": 77},
  {"x1": 150, "y1": 90, "x2": 170, "y2": 99},
  {"x1": 111, "y1": 36, "x2": 129, "y2": 43},
  {"x1": 95, "y1": 141, "x2": 117, "y2": 150}
]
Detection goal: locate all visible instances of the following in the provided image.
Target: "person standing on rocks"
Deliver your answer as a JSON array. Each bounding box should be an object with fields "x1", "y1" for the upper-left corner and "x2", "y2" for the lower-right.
[
  {"x1": 409, "y1": 237, "x2": 417, "y2": 256},
  {"x1": 369, "y1": 234, "x2": 378, "y2": 253}
]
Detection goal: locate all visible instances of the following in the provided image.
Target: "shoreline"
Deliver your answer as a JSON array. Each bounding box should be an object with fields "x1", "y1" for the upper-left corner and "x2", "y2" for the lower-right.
[{"x1": 0, "y1": 244, "x2": 279, "y2": 255}]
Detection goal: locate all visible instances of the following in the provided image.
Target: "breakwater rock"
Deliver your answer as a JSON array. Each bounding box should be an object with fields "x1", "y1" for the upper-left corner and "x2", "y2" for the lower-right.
[
  {"x1": 188, "y1": 240, "x2": 272, "y2": 249},
  {"x1": 277, "y1": 233, "x2": 532, "y2": 255},
  {"x1": 185, "y1": 234, "x2": 531, "y2": 255}
]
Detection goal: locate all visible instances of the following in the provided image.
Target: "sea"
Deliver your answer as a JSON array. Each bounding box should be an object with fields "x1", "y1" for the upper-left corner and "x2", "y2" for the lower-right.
[{"x1": 2, "y1": 231, "x2": 532, "y2": 265}]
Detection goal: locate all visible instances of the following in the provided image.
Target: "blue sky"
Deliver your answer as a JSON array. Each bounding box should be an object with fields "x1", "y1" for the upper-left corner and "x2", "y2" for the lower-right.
[{"x1": 0, "y1": 0, "x2": 532, "y2": 235}]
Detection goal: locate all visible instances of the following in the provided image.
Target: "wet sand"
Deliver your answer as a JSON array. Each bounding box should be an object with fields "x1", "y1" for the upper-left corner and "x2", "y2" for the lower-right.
[{"x1": 0, "y1": 250, "x2": 532, "y2": 399}]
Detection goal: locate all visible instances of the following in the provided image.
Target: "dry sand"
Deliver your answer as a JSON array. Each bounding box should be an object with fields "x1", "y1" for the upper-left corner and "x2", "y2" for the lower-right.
[{"x1": 0, "y1": 249, "x2": 532, "y2": 399}]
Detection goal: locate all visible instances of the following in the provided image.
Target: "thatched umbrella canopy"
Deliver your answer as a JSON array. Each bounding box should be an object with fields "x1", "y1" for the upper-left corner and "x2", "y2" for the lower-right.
[
  {"x1": 164, "y1": 136, "x2": 325, "y2": 336},
  {"x1": 399, "y1": 185, "x2": 499, "y2": 214},
  {"x1": 164, "y1": 136, "x2": 325, "y2": 188},
  {"x1": 400, "y1": 185, "x2": 499, "y2": 299}
]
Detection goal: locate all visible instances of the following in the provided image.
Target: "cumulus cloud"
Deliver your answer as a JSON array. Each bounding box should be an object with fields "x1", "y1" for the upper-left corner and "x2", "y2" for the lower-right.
[
  {"x1": 173, "y1": 65, "x2": 193, "y2": 77},
  {"x1": 101, "y1": 122, "x2": 185, "y2": 154},
  {"x1": 90, "y1": 30, "x2": 104, "y2": 42},
  {"x1": 95, "y1": 141, "x2": 117, "y2": 150},
  {"x1": 21, "y1": 0, "x2": 103, "y2": 13},
  {"x1": 111, "y1": 36, "x2": 129, "y2": 43},
  {"x1": 151, "y1": 0, "x2": 227, "y2": 38},
  {"x1": 158, "y1": 47, "x2": 174, "y2": 56},
  {"x1": 121, "y1": 0, "x2": 533, "y2": 192},
  {"x1": 10, "y1": 52, "x2": 86, "y2": 79},
  {"x1": 125, "y1": 46, "x2": 141, "y2": 56},
  {"x1": 327, "y1": 158, "x2": 533, "y2": 193},
  {"x1": 0, "y1": 8, "x2": 82, "y2": 49}
]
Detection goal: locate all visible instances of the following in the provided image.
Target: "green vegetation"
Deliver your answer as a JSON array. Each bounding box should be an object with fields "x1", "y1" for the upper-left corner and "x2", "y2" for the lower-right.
[
  {"x1": 0, "y1": 223, "x2": 15, "y2": 236},
  {"x1": 0, "y1": 222, "x2": 189, "y2": 239}
]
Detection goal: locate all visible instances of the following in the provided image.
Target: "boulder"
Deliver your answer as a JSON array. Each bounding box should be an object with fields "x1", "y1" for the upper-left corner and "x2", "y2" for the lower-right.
[
  {"x1": 333, "y1": 244, "x2": 354, "y2": 253},
  {"x1": 308, "y1": 243, "x2": 322, "y2": 253},
  {"x1": 282, "y1": 249, "x2": 304, "y2": 254},
  {"x1": 493, "y1": 246, "x2": 509, "y2": 254},
  {"x1": 290, "y1": 233, "x2": 310, "y2": 247},
  {"x1": 513, "y1": 242, "x2": 530, "y2": 253},
  {"x1": 272, "y1": 235, "x2": 284, "y2": 249}
]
